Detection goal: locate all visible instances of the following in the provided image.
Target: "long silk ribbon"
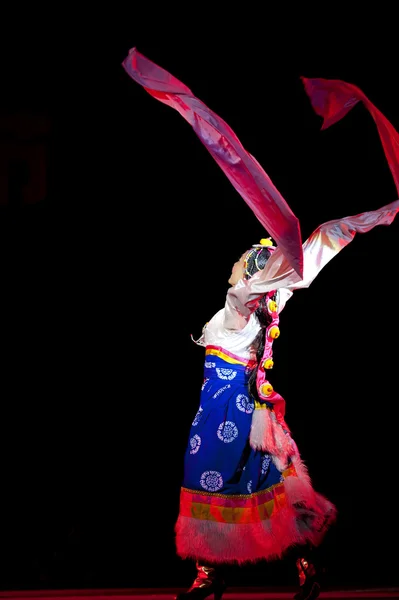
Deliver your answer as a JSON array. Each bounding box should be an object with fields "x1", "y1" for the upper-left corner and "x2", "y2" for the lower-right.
[
  {"x1": 123, "y1": 48, "x2": 303, "y2": 277},
  {"x1": 302, "y1": 77, "x2": 399, "y2": 195}
]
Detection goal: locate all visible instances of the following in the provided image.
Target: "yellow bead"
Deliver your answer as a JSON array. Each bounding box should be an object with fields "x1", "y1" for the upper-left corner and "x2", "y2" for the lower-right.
[
  {"x1": 263, "y1": 358, "x2": 274, "y2": 370},
  {"x1": 260, "y1": 238, "x2": 273, "y2": 246},
  {"x1": 269, "y1": 325, "x2": 280, "y2": 339},
  {"x1": 259, "y1": 383, "x2": 273, "y2": 396},
  {"x1": 268, "y1": 300, "x2": 278, "y2": 313}
]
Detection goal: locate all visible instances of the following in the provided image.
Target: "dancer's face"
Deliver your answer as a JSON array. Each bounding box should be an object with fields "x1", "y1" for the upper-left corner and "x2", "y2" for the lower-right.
[{"x1": 228, "y1": 252, "x2": 247, "y2": 286}]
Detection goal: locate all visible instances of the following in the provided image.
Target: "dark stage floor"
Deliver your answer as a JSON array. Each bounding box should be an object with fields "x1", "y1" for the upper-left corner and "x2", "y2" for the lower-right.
[{"x1": 1, "y1": 588, "x2": 399, "y2": 599}]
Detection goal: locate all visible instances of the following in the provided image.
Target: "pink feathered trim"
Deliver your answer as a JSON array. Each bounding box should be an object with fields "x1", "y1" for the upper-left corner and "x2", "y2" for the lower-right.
[
  {"x1": 249, "y1": 408, "x2": 295, "y2": 470},
  {"x1": 175, "y1": 455, "x2": 336, "y2": 564}
]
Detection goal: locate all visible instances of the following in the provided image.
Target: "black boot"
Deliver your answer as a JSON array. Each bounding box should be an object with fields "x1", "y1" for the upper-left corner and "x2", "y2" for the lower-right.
[
  {"x1": 293, "y1": 557, "x2": 320, "y2": 600},
  {"x1": 175, "y1": 562, "x2": 226, "y2": 600}
]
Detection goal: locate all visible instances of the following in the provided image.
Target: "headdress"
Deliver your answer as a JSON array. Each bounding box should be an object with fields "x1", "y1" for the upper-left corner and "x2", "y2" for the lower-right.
[{"x1": 243, "y1": 237, "x2": 276, "y2": 280}]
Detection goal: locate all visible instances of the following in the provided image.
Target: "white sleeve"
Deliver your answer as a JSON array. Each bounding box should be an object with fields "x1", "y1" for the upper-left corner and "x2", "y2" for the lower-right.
[{"x1": 223, "y1": 198, "x2": 399, "y2": 330}]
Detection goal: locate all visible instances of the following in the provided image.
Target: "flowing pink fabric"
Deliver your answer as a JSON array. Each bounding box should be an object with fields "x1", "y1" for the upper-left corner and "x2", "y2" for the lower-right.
[
  {"x1": 123, "y1": 48, "x2": 303, "y2": 277},
  {"x1": 302, "y1": 77, "x2": 399, "y2": 195}
]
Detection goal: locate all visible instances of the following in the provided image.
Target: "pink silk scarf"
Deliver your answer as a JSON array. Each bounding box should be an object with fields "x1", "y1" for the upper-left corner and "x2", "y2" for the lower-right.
[
  {"x1": 122, "y1": 48, "x2": 303, "y2": 277},
  {"x1": 302, "y1": 77, "x2": 399, "y2": 195}
]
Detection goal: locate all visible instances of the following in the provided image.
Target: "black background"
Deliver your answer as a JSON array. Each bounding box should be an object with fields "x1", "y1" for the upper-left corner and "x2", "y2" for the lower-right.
[{"x1": 1, "y1": 8, "x2": 399, "y2": 592}]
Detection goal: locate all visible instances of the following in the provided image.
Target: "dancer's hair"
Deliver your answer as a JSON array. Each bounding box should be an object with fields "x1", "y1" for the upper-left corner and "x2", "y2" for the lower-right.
[{"x1": 243, "y1": 244, "x2": 276, "y2": 401}]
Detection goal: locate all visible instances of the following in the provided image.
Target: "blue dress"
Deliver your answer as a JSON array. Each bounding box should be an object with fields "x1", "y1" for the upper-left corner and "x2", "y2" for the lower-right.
[{"x1": 175, "y1": 339, "x2": 335, "y2": 564}]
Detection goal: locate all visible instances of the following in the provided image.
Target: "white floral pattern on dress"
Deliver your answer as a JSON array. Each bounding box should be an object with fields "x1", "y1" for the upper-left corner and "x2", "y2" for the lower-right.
[
  {"x1": 190, "y1": 434, "x2": 201, "y2": 454},
  {"x1": 247, "y1": 480, "x2": 252, "y2": 494},
  {"x1": 201, "y1": 378, "x2": 209, "y2": 391},
  {"x1": 261, "y1": 454, "x2": 271, "y2": 475},
  {"x1": 200, "y1": 470, "x2": 223, "y2": 492},
  {"x1": 192, "y1": 407, "x2": 204, "y2": 426},
  {"x1": 216, "y1": 367, "x2": 237, "y2": 381},
  {"x1": 212, "y1": 384, "x2": 231, "y2": 399},
  {"x1": 236, "y1": 393, "x2": 254, "y2": 414},
  {"x1": 217, "y1": 421, "x2": 239, "y2": 443}
]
